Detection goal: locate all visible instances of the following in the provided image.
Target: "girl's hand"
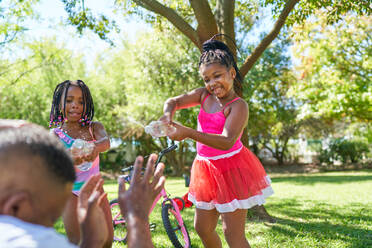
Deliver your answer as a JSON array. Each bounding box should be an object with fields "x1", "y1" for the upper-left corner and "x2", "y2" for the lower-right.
[
  {"x1": 159, "y1": 112, "x2": 172, "y2": 125},
  {"x1": 83, "y1": 143, "x2": 99, "y2": 162},
  {"x1": 167, "y1": 122, "x2": 188, "y2": 141},
  {"x1": 71, "y1": 143, "x2": 98, "y2": 164},
  {"x1": 71, "y1": 154, "x2": 85, "y2": 165}
]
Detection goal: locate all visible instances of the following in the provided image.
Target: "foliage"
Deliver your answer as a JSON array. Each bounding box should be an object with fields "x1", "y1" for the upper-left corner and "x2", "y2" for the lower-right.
[
  {"x1": 0, "y1": 37, "x2": 123, "y2": 136},
  {"x1": 99, "y1": 142, "x2": 127, "y2": 171},
  {"x1": 115, "y1": 0, "x2": 259, "y2": 32},
  {"x1": 95, "y1": 29, "x2": 201, "y2": 174},
  {"x1": 317, "y1": 138, "x2": 370, "y2": 165},
  {"x1": 289, "y1": 13, "x2": 372, "y2": 122},
  {"x1": 243, "y1": 36, "x2": 301, "y2": 164},
  {"x1": 0, "y1": 38, "x2": 87, "y2": 126},
  {"x1": 61, "y1": 0, "x2": 372, "y2": 47},
  {"x1": 60, "y1": 0, "x2": 119, "y2": 45},
  {"x1": 62, "y1": 0, "x2": 301, "y2": 79},
  {"x1": 0, "y1": 0, "x2": 40, "y2": 48},
  {"x1": 61, "y1": 0, "x2": 371, "y2": 79},
  {"x1": 266, "y1": 0, "x2": 371, "y2": 25}
]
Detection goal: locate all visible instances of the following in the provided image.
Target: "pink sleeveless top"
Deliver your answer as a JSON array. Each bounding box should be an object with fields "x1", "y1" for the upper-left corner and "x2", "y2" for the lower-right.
[{"x1": 196, "y1": 94, "x2": 243, "y2": 158}]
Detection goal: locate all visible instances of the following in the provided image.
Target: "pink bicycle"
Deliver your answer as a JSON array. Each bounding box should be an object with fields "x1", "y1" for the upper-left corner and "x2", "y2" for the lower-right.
[{"x1": 110, "y1": 144, "x2": 191, "y2": 248}]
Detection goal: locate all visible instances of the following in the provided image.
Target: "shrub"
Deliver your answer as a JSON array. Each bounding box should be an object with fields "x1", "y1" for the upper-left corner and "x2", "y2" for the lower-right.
[
  {"x1": 317, "y1": 138, "x2": 369, "y2": 165},
  {"x1": 100, "y1": 143, "x2": 127, "y2": 171}
]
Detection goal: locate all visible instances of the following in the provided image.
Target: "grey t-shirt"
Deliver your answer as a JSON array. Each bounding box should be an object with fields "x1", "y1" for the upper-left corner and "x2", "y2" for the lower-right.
[{"x1": 0, "y1": 215, "x2": 76, "y2": 248}]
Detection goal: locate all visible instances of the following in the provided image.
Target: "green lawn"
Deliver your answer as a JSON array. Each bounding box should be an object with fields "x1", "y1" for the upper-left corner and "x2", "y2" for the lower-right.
[{"x1": 55, "y1": 170, "x2": 372, "y2": 248}]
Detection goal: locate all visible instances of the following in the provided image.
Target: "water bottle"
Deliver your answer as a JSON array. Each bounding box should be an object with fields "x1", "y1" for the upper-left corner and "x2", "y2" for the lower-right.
[
  {"x1": 70, "y1": 139, "x2": 95, "y2": 171},
  {"x1": 145, "y1": 121, "x2": 176, "y2": 138},
  {"x1": 70, "y1": 139, "x2": 85, "y2": 157}
]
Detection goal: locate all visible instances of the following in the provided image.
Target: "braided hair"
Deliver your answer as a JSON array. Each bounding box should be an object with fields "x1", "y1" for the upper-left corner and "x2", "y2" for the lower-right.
[
  {"x1": 199, "y1": 34, "x2": 243, "y2": 97},
  {"x1": 49, "y1": 80, "x2": 94, "y2": 127}
]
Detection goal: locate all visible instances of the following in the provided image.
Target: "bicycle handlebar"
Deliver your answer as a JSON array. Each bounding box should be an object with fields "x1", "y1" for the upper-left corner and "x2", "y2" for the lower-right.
[
  {"x1": 159, "y1": 144, "x2": 178, "y2": 155},
  {"x1": 155, "y1": 144, "x2": 178, "y2": 166}
]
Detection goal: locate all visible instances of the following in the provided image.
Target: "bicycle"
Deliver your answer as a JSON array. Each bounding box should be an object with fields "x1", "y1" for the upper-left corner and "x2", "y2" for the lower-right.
[{"x1": 110, "y1": 144, "x2": 192, "y2": 248}]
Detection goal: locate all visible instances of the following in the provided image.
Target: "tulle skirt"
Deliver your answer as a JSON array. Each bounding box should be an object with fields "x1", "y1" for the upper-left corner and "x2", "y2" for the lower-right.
[{"x1": 188, "y1": 146, "x2": 274, "y2": 213}]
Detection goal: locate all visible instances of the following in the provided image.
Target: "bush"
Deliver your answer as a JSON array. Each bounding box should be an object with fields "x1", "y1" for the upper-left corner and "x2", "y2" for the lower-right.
[
  {"x1": 318, "y1": 149, "x2": 334, "y2": 165},
  {"x1": 100, "y1": 143, "x2": 127, "y2": 171},
  {"x1": 317, "y1": 138, "x2": 369, "y2": 165}
]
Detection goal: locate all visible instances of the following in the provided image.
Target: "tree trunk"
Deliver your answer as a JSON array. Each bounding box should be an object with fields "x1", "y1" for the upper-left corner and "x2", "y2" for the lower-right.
[{"x1": 248, "y1": 205, "x2": 276, "y2": 223}]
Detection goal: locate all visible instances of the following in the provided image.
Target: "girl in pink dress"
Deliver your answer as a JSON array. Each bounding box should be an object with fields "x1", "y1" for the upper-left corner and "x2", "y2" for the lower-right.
[{"x1": 160, "y1": 37, "x2": 273, "y2": 248}]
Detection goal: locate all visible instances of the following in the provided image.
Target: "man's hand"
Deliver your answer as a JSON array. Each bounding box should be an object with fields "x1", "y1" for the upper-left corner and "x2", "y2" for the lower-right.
[
  {"x1": 77, "y1": 174, "x2": 108, "y2": 248},
  {"x1": 118, "y1": 154, "x2": 165, "y2": 248}
]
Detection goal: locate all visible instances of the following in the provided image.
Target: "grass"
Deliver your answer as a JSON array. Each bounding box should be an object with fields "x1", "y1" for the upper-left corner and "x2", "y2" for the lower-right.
[{"x1": 55, "y1": 170, "x2": 372, "y2": 248}]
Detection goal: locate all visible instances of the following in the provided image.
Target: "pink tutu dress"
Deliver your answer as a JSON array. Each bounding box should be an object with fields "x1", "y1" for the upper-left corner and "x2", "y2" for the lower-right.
[{"x1": 188, "y1": 95, "x2": 274, "y2": 213}]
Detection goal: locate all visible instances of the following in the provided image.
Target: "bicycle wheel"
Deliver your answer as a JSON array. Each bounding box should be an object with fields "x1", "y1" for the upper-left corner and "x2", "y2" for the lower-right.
[
  {"x1": 110, "y1": 199, "x2": 127, "y2": 243},
  {"x1": 162, "y1": 203, "x2": 191, "y2": 248}
]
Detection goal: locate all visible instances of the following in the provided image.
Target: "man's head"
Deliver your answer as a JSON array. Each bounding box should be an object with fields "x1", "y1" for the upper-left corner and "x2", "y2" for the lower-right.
[{"x1": 0, "y1": 122, "x2": 75, "y2": 227}]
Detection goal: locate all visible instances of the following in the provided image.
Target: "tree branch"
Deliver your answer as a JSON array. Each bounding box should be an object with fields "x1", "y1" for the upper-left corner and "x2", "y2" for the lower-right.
[
  {"x1": 0, "y1": 57, "x2": 34, "y2": 77},
  {"x1": 189, "y1": 0, "x2": 218, "y2": 47},
  {"x1": 133, "y1": 0, "x2": 200, "y2": 48},
  {"x1": 215, "y1": 0, "x2": 236, "y2": 57},
  {"x1": 9, "y1": 53, "x2": 58, "y2": 85},
  {"x1": 0, "y1": 30, "x2": 20, "y2": 47},
  {"x1": 240, "y1": 0, "x2": 299, "y2": 77}
]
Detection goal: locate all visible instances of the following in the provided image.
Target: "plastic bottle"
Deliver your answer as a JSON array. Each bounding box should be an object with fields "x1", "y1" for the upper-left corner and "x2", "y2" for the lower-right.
[
  {"x1": 144, "y1": 121, "x2": 176, "y2": 138},
  {"x1": 70, "y1": 139, "x2": 95, "y2": 171},
  {"x1": 70, "y1": 139, "x2": 85, "y2": 157}
]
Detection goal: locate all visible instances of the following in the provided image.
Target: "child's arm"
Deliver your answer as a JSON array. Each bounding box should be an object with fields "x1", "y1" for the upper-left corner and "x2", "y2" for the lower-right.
[
  {"x1": 91, "y1": 122, "x2": 110, "y2": 152},
  {"x1": 169, "y1": 99, "x2": 249, "y2": 150},
  {"x1": 160, "y1": 87, "x2": 206, "y2": 124},
  {"x1": 84, "y1": 122, "x2": 110, "y2": 162}
]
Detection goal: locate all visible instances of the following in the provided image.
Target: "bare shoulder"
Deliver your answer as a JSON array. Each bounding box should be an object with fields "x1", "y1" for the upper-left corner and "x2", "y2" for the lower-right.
[
  {"x1": 91, "y1": 121, "x2": 106, "y2": 132},
  {"x1": 232, "y1": 98, "x2": 248, "y2": 111},
  {"x1": 90, "y1": 121, "x2": 109, "y2": 141},
  {"x1": 197, "y1": 87, "x2": 210, "y2": 103},
  {"x1": 226, "y1": 98, "x2": 248, "y2": 116}
]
